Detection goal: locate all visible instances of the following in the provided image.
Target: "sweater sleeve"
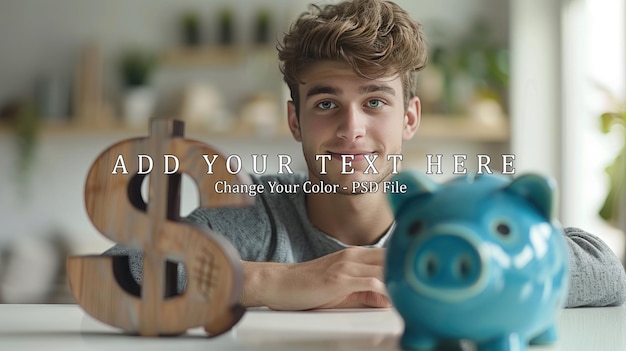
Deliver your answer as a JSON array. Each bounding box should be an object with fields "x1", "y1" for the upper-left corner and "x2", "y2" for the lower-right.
[{"x1": 564, "y1": 227, "x2": 626, "y2": 307}]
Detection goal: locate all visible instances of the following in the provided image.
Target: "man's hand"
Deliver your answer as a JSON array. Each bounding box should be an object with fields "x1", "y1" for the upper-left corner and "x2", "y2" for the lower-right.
[{"x1": 241, "y1": 247, "x2": 391, "y2": 310}]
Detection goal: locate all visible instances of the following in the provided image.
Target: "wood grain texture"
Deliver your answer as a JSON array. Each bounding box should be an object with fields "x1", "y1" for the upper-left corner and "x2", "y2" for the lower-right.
[{"x1": 67, "y1": 118, "x2": 252, "y2": 336}]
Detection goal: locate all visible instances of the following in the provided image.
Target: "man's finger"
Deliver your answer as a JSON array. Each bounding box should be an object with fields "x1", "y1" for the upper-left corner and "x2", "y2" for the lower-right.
[
  {"x1": 340, "y1": 247, "x2": 386, "y2": 265},
  {"x1": 342, "y1": 291, "x2": 392, "y2": 308},
  {"x1": 335, "y1": 262, "x2": 385, "y2": 280}
]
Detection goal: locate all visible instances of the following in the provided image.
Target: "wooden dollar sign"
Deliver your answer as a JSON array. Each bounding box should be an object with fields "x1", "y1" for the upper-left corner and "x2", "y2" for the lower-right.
[{"x1": 67, "y1": 118, "x2": 253, "y2": 336}]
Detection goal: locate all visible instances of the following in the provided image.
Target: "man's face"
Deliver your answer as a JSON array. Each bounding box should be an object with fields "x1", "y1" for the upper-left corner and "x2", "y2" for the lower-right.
[{"x1": 287, "y1": 61, "x2": 420, "y2": 194}]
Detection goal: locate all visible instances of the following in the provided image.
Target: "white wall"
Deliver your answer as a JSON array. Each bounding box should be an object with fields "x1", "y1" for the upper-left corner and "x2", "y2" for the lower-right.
[{"x1": 509, "y1": 0, "x2": 563, "y2": 183}]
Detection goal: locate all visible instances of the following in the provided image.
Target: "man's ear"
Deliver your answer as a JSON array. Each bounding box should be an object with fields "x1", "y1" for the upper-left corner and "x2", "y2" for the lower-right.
[
  {"x1": 287, "y1": 101, "x2": 302, "y2": 141},
  {"x1": 403, "y1": 96, "x2": 421, "y2": 140}
]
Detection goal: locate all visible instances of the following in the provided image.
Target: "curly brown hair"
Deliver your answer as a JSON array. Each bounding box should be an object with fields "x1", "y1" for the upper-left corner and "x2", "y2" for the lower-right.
[{"x1": 278, "y1": 0, "x2": 428, "y2": 115}]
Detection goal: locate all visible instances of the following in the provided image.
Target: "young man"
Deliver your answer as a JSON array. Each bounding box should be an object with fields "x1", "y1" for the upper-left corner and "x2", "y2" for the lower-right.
[{"x1": 106, "y1": 0, "x2": 626, "y2": 310}]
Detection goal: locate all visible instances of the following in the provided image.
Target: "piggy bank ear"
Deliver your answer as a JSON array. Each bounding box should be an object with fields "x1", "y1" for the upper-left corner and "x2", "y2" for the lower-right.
[
  {"x1": 388, "y1": 171, "x2": 439, "y2": 215},
  {"x1": 504, "y1": 174, "x2": 557, "y2": 220}
]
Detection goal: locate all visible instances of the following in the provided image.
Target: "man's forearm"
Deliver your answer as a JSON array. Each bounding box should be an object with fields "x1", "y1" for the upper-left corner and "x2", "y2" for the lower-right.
[
  {"x1": 102, "y1": 246, "x2": 390, "y2": 310},
  {"x1": 241, "y1": 261, "x2": 286, "y2": 308}
]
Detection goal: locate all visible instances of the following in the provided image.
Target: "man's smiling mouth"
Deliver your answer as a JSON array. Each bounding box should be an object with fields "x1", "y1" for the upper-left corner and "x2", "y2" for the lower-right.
[{"x1": 328, "y1": 152, "x2": 377, "y2": 162}]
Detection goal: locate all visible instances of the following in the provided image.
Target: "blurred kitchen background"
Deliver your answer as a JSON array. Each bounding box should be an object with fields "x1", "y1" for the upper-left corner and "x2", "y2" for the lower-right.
[{"x1": 0, "y1": 0, "x2": 623, "y2": 303}]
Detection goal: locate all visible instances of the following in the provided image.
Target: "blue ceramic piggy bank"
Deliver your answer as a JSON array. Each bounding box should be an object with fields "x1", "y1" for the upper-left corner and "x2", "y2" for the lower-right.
[{"x1": 385, "y1": 172, "x2": 569, "y2": 351}]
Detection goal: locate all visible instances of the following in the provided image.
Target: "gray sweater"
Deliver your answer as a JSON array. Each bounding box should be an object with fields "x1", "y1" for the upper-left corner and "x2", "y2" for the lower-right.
[{"x1": 105, "y1": 173, "x2": 626, "y2": 308}]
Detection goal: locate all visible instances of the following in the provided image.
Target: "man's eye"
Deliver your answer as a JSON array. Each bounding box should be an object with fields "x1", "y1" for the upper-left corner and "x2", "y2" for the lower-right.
[
  {"x1": 317, "y1": 101, "x2": 336, "y2": 110},
  {"x1": 366, "y1": 99, "x2": 385, "y2": 108}
]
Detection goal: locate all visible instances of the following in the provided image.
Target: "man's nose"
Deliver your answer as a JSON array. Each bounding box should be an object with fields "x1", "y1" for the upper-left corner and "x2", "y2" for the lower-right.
[{"x1": 336, "y1": 105, "x2": 366, "y2": 141}]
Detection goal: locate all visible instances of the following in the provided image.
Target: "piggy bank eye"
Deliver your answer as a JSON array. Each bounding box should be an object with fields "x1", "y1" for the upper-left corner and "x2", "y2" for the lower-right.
[
  {"x1": 491, "y1": 220, "x2": 515, "y2": 242},
  {"x1": 495, "y1": 223, "x2": 511, "y2": 237},
  {"x1": 408, "y1": 220, "x2": 424, "y2": 236}
]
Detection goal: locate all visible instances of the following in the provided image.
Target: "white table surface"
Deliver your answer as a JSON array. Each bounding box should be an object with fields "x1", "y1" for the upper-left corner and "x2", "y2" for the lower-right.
[{"x1": 0, "y1": 304, "x2": 624, "y2": 351}]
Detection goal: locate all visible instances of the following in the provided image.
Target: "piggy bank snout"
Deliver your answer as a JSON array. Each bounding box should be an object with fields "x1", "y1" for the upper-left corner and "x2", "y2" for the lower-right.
[{"x1": 407, "y1": 232, "x2": 488, "y2": 301}]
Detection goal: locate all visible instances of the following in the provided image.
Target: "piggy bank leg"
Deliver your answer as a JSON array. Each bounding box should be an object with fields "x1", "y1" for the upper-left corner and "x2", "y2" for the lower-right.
[
  {"x1": 478, "y1": 333, "x2": 525, "y2": 351},
  {"x1": 400, "y1": 325, "x2": 437, "y2": 350},
  {"x1": 529, "y1": 325, "x2": 558, "y2": 345}
]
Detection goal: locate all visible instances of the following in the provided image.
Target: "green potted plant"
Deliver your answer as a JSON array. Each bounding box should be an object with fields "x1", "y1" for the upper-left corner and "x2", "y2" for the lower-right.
[
  {"x1": 11, "y1": 99, "x2": 40, "y2": 198},
  {"x1": 596, "y1": 88, "x2": 626, "y2": 265},
  {"x1": 597, "y1": 99, "x2": 626, "y2": 226},
  {"x1": 254, "y1": 8, "x2": 272, "y2": 46},
  {"x1": 119, "y1": 49, "x2": 156, "y2": 88},
  {"x1": 428, "y1": 20, "x2": 509, "y2": 116},
  {"x1": 0, "y1": 98, "x2": 40, "y2": 199},
  {"x1": 118, "y1": 48, "x2": 157, "y2": 127},
  {"x1": 218, "y1": 7, "x2": 235, "y2": 46},
  {"x1": 180, "y1": 12, "x2": 202, "y2": 47}
]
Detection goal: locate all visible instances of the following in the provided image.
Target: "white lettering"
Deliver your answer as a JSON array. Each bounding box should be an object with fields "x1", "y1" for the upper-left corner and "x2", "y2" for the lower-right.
[
  {"x1": 316, "y1": 155, "x2": 331, "y2": 174},
  {"x1": 387, "y1": 154, "x2": 403, "y2": 174},
  {"x1": 138, "y1": 155, "x2": 153, "y2": 174},
  {"x1": 112, "y1": 155, "x2": 128, "y2": 174},
  {"x1": 502, "y1": 154, "x2": 516, "y2": 174},
  {"x1": 226, "y1": 155, "x2": 242, "y2": 174},
  {"x1": 363, "y1": 154, "x2": 379, "y2": 174},
  {"x1": 251, "y1": 154, "x2": 267, "y2": 174},
  {"x1": 477, "y1": 155, "x2": 492, "y2": 174},
  {"x1": 278, "y1": 154, "x2": 294, "y2": 174},
  {"x1": 426, "y1": 154, "x2": 443, "y2": 174},
  {"x1": 453, "y1": 155, "x2": 467, "y2": 174},
  {"x1": 341, "y1": 155, "x2": 354, "y2": 174},
  {"x1": 164, "y1": 154, "x2": 179, "y2": 174},
  {"x1": 202, "y1": 154, "x2": 218, "y2": 174}
]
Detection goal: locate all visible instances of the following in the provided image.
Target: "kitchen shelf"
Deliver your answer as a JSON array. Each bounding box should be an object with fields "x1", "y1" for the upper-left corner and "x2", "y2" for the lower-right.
[{"x1": 0, "y1": 114, "x2": 509, "y2": 143}]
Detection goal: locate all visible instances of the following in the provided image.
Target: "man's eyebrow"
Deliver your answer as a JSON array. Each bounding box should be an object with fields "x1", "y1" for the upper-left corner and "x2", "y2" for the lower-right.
[
  {"x1": 359, "y1": 84, "x2": 396, "y2": 96},
  {"x1": 305, "y1": 86, "x2": 342, "y2": 98}
]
